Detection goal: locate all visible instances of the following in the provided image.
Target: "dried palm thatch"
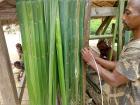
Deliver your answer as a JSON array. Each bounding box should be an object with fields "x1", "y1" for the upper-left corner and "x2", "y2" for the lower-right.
[
  {"x1": 92, "y1": 1, "x2": 116, "y2": 7},
  {"x1": 0, "y1": 0, "x2": 118, "y2": 25},
  {"x1": 0, "y1": 0, "x2": 16, "y2": 25}
]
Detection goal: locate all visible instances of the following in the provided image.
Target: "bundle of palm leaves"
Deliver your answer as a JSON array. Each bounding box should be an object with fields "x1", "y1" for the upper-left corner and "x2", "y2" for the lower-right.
[{"x1": 16, "y1": 0, "x2": 85, "y2": 105}]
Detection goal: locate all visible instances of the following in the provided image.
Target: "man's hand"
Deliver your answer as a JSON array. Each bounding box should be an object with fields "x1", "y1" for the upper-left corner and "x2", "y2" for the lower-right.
[{"x1": 81, "y1": 48, "x2": 94, "y2": 65}]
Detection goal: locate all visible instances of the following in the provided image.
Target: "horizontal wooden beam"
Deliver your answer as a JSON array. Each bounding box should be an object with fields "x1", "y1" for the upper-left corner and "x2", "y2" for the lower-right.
[
  {"x1": 0, "y1": 0, "x2": 118, "y2": 3},
  {"x1": 0, "y1": 14, "x2": 16, "y2": 20},
  {"x1": 6, "y1": 0, "x2": 16, "y2": 5},
  {"x1": 0, "y1": 8, "x2": 16, "y2": 20},
  {"x1": 90, "y1": 34, "x2": 113, "y2": 39},
  {"x1": 91, "y1": 7, "x2": 117, "y2": 17},
  {"x1": 91, "y1": 0, "x2": 128, "y2": 2},
  {"x1": 92, "y1": 0, "x2": 118, "y2": 1}
]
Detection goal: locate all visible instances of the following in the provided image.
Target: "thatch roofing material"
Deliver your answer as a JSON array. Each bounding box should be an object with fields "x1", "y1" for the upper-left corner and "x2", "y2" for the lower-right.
[
  {"x1": 0, "y1": 0, "x2": 16, "y2": 25},
  {"x1": 0, "y1": 0, "x2": 117, "y2": 25},
  {"x1": 92, "y1": 1, "x2": 116, "y2": 7}
]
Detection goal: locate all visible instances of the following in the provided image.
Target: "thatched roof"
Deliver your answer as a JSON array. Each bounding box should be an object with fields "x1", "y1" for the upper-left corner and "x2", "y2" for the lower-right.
[
  {"x1": 92, "y1": 1, "x2": 116, "y2": 7},
  {"x1": 0, "y1": 0, "x2": 117, "y2": 25},
  {"x1": 0, "y1": 0, "x2": 16, "y2": 25}
]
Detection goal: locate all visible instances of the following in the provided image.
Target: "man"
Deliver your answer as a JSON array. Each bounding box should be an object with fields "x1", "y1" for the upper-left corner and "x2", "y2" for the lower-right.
[{"x1": 82, "y1": 0, "x2": 140, "y2": 105}]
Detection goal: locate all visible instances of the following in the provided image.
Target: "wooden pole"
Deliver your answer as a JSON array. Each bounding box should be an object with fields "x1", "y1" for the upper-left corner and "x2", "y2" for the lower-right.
[
  {"x1": 95, "y1": 17, "x2": 112, "y2": 35},
  {"x1": 83, "y1": 0, "x2": 91, "y2": 104},
  {"x1": 118, "y1": 0, "x2": 125, "y2": 57},
  {"x1": 0, "y1": 22, "x2": 19, "y2": 105},
  {"x1": 90, "y1": 34, "x2": 113, "y2": 39}
]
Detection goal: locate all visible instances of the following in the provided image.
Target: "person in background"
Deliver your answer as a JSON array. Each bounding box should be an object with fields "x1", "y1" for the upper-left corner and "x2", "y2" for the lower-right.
[
  {"x1": 16, "y1": 43, "x2": 23, "y2": 60},
  {"x1": 82, "y1": 0, "x2": 140, "y2": 104},
  {"x1": 97, "y1": 39, "x2": 116, "y2": 61},
  {"x1": 14, "y1": 61, "x2": 24, "y2": 81}
]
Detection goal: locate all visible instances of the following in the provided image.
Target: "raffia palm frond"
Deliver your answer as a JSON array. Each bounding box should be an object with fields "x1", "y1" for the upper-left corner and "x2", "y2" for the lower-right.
[{"x1": 16, "y1": 0, "x2": 86, "y2": 105}]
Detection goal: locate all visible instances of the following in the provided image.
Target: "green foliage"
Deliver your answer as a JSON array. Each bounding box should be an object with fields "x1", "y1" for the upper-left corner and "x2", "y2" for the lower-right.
[
  {"x1": 16, "y1": 0, "x2": 86, "y2": 105},
  {"x1": 90, "y1": 19, "x2": 116, "y2": 35}
]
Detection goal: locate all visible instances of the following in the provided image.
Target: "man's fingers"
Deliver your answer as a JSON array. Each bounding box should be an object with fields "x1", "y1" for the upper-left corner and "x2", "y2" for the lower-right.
[
  {"x1": 81, "y1": 51, "x2": 86, "y2": 57},
  {"x1": 81, "y1": 51, "x2": 85, "y2": 56},
  {"x1": 81, "y1": 48, "x2": 93, "y2": 59},
  {"x1": 81, "y1": 49, "x2": 86, "y2": 55},
  {"x1": 83, "y1": 48, "x2": 88, "y2": 52},
  {"x1": 82, "y1": 48, "x2": 86, "y2": 52},
  {"x1": 82, "y1": 48, "x2": 88, "y2": 54}
]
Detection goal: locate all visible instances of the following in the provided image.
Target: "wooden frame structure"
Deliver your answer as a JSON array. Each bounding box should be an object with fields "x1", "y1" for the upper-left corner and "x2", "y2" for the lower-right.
[
  {"x1": 0, "y1": 0, "x2": 126, "y2": 105},
  {"x1": 0, "y1": 1, "x2": 26, "y2": 104},
  {"x1": 89, "y1": 0, "x2": 126, "y2": 59},
  {"x1": 0, "y1": 22, "x2": 26, "y2": 105},
  {"x1": 0, "y1": 22, "x2": 19, "y2": 105},
  {"x1": 84, "y1": 0, "x2": 126, "y2": 104}
]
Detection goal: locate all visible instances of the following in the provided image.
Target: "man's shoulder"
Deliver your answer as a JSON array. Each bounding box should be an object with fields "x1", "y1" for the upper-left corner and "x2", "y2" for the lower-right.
[
  {"x1": 121, "y1": 40, "x2": 140, "y2": 57},
  {"x1": 127, "y1": 39, "x2": 140, "y2": 49}
]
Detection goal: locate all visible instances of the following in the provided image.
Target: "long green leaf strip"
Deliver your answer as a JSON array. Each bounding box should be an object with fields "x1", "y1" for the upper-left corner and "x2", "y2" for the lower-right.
[{"x1": 16, "y1": 0, "x2": 86, "y2": 105}]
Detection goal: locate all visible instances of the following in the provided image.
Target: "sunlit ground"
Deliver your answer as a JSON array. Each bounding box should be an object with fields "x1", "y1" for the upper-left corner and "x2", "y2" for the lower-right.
[{"x1": 0, "y1": 25, "x2": 29, "y2": 105}]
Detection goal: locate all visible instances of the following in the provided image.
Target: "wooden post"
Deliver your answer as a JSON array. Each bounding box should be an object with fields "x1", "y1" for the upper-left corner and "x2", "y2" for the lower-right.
[
  {"x1": 95, "y1": 17, "x2": 111, "y2": 35},
  {"x1": 83, "y1": 0, "x2": 91, "y2": 104},
  {"x1": 17, "y1": 73, "x2": 26, "y2": 104},
  {"x1": 118, "y1": 0, "x2": 125, "y2": 56},
  {"x1": 0, "y1": 22, "x2": 19, "y2": 105}
]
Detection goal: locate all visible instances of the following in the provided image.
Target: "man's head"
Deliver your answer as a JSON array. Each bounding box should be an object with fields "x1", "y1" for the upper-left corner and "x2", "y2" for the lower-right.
[{"x1": 123, "y1": 0, "x2": 140, "y2": 30}]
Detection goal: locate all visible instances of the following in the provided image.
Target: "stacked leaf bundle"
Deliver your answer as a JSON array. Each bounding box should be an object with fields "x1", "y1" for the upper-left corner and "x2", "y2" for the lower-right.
[{"x1": 16, "y1": 0, "x2": 85, "y2": 105}]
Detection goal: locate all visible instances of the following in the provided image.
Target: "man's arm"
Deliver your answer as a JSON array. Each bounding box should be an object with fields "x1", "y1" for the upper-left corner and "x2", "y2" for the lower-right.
[
  {"x1": 89, "y1": 62, "x2": 129, "y2": 87},
  {"x1": 82, "y1": 48, "x2": 129, "y2": 87},
  {"x1": 95, "y1": 57, "x2": 116, "y2": 71},
  {"x1": 83, "y1": 48, "x2": 116, "y2": 71}
]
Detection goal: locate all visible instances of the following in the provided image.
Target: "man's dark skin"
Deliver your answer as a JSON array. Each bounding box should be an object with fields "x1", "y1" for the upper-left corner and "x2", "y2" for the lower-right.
[{"x1": 82, "y1": 0, "x2": 140, "y2": 87}]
